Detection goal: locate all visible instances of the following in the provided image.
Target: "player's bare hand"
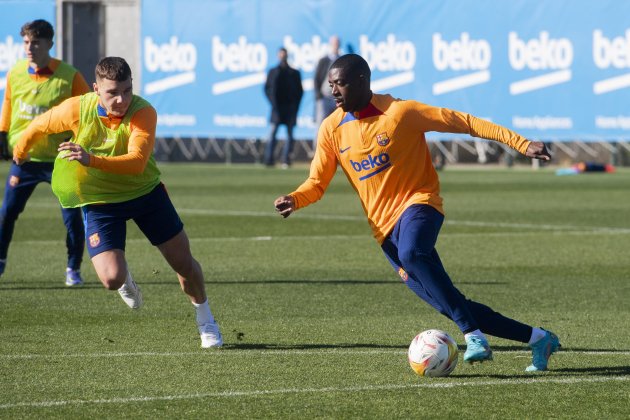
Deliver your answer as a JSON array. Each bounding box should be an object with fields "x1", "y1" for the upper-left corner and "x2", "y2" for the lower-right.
[
  {"x1": 274, "y1": 195, "x2": 295, "y2": 218},
  {"x1": 525, "y1": 141, "x2": 551, "y2": 161},
  {"x1": 58, "y1": 142, "x2": 90, "y2": 166}
]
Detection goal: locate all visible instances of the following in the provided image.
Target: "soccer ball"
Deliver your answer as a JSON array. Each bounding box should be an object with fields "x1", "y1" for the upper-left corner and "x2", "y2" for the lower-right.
[{"x1": 408, "y1": 329, "x2": 459, "y2": 377}]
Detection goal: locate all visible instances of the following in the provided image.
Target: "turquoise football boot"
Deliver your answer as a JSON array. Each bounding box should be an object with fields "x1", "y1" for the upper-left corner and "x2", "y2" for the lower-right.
[
  {"x1": 464, "y1": 335, "x2": 493, "y2": 364},
  {"x1": 526, "y1": 330, "x2": 561, "y2": 372}
]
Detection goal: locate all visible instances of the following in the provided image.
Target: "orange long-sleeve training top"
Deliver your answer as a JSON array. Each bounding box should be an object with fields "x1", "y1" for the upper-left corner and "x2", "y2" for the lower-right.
[
  {"x1": 290, "y1": 94, "x2": 531, "y2": 243},
  {"x1": 13, "y1": 94, "x2": 157, "y2": 175},
  {"x1": 0, "y1": 58, "x2": 90, "y2": 131}
]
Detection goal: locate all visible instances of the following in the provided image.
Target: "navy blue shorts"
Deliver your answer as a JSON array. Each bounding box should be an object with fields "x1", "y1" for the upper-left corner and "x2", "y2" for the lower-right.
[{"x1": 82, "y1": 183, "x2": 184, "y2": 258}]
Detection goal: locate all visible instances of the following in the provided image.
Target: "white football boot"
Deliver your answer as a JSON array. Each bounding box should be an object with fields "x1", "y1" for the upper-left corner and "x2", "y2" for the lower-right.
[
  {"x1": 199, "y1": 320, "x2": 223, "y2": 348},
  {"x1": 117, "y1": 273, "x2": 143, "y2": 309}
]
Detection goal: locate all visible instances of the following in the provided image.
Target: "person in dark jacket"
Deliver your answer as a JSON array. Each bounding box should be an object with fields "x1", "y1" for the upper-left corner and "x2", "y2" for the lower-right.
[
  {"x1": 313, "y1": 36, "x2": 341, "y2": 136},
  {"x1": 264, "y1": 47, "x2": 303, "y2": 168}
]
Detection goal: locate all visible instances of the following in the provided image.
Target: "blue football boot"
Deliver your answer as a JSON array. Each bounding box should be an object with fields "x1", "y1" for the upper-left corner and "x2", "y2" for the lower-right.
[
  {"x1": 464, "y1": 335, "x2": 493, "y2": 364},
  {"x1": 65, "y1": 268, "x2": 84, "y2": 287},
  {"x1": 526, "y1": 330, "x2": 561, "y2": 372}
]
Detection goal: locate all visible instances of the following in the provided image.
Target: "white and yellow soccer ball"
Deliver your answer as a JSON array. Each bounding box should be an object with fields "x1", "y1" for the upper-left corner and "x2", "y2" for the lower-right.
[{"x1": 408, "y1": 329, "x2": 459, "y2": 377}]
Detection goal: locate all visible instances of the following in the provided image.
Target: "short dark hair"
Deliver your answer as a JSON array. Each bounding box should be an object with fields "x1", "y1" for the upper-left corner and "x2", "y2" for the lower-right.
[
  {"x1": 20, "y1": 19, "x2": 54, "y2": 40},
  {"x1": 330, "y1": 54, "x2": 371, "y2": 81},
  {"x1": 95, "y1": 57, "x2": 132, "y2": 82}
]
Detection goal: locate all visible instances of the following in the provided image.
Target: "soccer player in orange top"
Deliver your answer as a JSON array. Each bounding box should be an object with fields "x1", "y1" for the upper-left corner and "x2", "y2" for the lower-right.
[
  {"x1": 13, "y1": 57, "x2": 222, "y2": 348},
  {"x1": 274, "y1": 54, "x2": 560, "y2": 372},
  {"x1": 0, "y1": 19, "x2": 89, "y2": 285}
]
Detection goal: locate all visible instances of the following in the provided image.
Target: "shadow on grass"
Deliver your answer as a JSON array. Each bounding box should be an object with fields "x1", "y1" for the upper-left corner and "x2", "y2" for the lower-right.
[
  {"x1": 554, "y1": 365, "x2": 630, "y2": 375},
  {"x1": 552, "y1": 347, "x2": 630, "y2": 354},
  {"x1": 220, "y1": 343, "x2": 630, "y2": 352},
  {"x1": 0, "y1": 279, "x2": 508, "y2": 288},
  {"x1": 462, "y1": 345, "x2": 630, "y2": 353},
  {"x1": 453, "y1": 366, "x2": 630, "y2": 380},
  {"x1": 223, "y1": 342, "x2": 408, "y2": 350},
  {"x1": 0, "y1": 284, "x2": 102, "y2": 290},
  {"x1": 206, "y1": 279, "x2": 508, "y2": 286},
  {"x1": 209, "y1": 280, "x2": 401, "y2": 285}
]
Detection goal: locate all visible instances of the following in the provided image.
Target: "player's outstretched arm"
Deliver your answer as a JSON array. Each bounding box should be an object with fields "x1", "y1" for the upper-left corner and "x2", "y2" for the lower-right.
[
  {"x1": 525, "y1": 141, "x2": 551, "y2": 161},
  {"x1": 13, "y1": 97, "x2": 80, "y2": 165},
  {"x1": 274, "y1": 195, "x2": 295, "y2": 218}
]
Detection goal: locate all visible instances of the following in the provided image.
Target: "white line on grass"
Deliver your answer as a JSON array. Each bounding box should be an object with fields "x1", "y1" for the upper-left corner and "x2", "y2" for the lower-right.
[
  {"x1": 14, "y1": 204, "x2": 630, "y2": 239},
  {"x1": 2, "y1": 349, "x2": 629, "y2": 359},
  {"x1": 19, "y1": 203, "x2": 630, "y2": 234},
  {"x1": 177, "y1": 208, "x2": 630, "y2": 234},
  {"x1": 13, "y1": 227, "x2": 630, "y2": 247},
  {"x1": 0, "y1": 376, "x2": 627, "y2": 410}
]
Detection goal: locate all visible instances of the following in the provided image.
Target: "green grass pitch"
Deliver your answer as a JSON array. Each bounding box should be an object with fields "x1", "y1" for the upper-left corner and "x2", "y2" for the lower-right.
[{"x1": 0, "y1": 162, "x2": 629, "y2": 418}]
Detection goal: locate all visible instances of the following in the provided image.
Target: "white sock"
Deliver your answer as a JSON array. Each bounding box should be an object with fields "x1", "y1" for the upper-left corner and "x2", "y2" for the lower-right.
[
  {"x1": 193, "y1": 299, "x2": 214, "y2": 326},
  {"x1": 528, "y1": 327, "x2": 546, "y2": 345},
  {"x1": 465, "y1": 330, "x2": 487, "y2": 341}
]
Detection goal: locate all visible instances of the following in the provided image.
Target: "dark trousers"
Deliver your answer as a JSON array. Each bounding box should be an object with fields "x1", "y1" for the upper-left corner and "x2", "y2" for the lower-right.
[
  {"x1": 0, "y1": 162, "x2": 84, "y2": 269},
  {"x1": 264, "y1": 123, "x2": 295, "y2": 166},
  {"x1": 381, "y1": 204, "x2": 531, "y2": 342}
]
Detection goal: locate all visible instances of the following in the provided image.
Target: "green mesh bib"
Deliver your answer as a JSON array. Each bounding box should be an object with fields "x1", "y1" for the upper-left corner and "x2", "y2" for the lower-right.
[
  {"x1": 51, "y1": 93, "x2": 161, "y2": 208},
  {"x1": 8, "y1": 59, "x2": 76, "y2": 161}
]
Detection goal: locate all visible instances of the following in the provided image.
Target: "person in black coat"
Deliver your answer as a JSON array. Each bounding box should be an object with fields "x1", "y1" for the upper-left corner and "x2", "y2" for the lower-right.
[{"x1": 264, "y1": 47, "x2": 303, "y2": 168}]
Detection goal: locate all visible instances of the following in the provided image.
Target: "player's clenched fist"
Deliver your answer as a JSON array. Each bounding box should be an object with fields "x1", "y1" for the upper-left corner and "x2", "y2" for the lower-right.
[
  {"x1": 525, "y1": 141, "x2": 551, "y2": 161},
  {"x1": 274, "y1": 195, "x2": 295, "y2": 218}
]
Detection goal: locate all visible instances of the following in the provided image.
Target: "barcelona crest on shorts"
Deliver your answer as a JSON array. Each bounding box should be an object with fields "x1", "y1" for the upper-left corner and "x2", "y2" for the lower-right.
[
  {"x1": 398, "y1": 267, "x2": 409, "y2": 282},
  {"x1": 89, "y1": 233, "x2": 100, "y2": 248},
  {"x1": 376, "y1": 132, "x2": 390, "y2": 146}
]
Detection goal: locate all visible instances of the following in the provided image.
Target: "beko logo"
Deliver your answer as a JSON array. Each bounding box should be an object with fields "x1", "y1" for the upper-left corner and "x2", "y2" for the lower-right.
[
  {"x1": 508, "y1": 31, "x2": 574, "y2": 95},
  {"x1": 360, "y1": 34, "x2": 416, "y2": 93},
  {"x1": 0, "y1": 35, "x2": 24, "y2": 91},
  {"x1": 143, "y1": 36, "x2": 197, "y2": 95},
  {"x1": 592, "y1": 29, "x2": 630, "y2": 94},
  {"x1": 350, "y1": 153, "x2": 392, "y2": 181},
  {"x1": 210, "y1": 36, "x2": 269, "y2": 95},
  {"x1": 432, "y1": 32, "x2": 491, "y2": 95}
]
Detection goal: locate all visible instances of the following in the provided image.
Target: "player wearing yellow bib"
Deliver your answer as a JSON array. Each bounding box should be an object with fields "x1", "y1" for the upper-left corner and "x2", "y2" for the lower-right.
[
  {"x1": 13, "y1": 57, "x2": 222, "y2": 348},
  {"x1": 274, "y1": 54, "x2": 560, "y2": 372},
  {"x1": 0, "y1": 20, "x2": 89, "y2": 285}
]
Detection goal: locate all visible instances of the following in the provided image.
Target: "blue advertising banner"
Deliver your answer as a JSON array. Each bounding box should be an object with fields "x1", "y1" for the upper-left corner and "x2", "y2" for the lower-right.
[
  {"x1": 0, "y1": 0, "x2": 56, "y2": 92},
  {"x1": 141, "y1": 0, "x2": 626, "y2": 141}
]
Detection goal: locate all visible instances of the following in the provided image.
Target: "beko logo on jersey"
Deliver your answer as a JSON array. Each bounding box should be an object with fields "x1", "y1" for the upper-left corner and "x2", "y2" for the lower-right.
[
  {"x1": 0, "y1": 35, "x2": 24, "y2": 90},
  {"x1": 508, "y1": 31, "x2": 573, "y2": 95},
  {"x1": 592, "y1": 29, "x2": 630, "y2": 94},
  {"x1": 350, "y1": 153, "x2": 392, "y2": 181},
  {"x1": 144, "y1": 36, "x2": 197, "y2": 95},
  {"x1": 432, "y1": 32, "x2": 491, "y2": 95},
  {"x1": 16, "y1": 98, "x2": 48, "y2": 119}
]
